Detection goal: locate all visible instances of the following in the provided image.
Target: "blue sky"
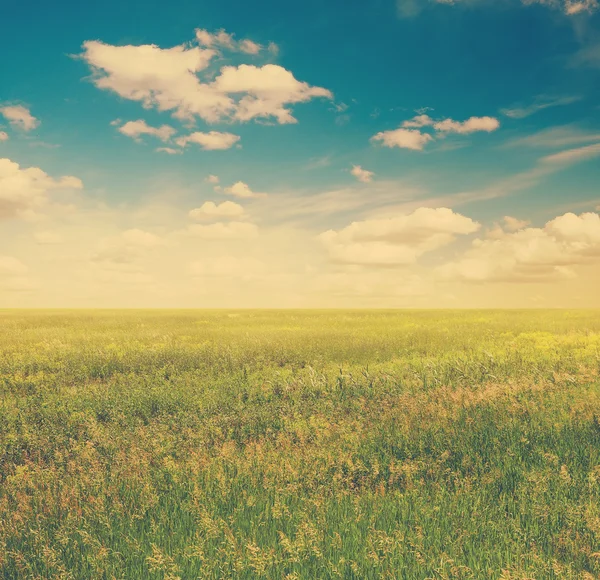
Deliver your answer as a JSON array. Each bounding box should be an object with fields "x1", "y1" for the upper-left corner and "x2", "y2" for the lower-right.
[{"x1": 1, "y1": 0, "x2": 599, "y2": 307}]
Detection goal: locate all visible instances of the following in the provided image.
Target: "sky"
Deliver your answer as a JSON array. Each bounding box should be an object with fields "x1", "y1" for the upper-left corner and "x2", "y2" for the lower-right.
[{"x1": 1, "y1": 0, "x2": 600, "y2": 307}]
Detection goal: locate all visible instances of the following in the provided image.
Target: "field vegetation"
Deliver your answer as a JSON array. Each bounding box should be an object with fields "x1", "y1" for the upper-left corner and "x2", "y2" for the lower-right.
[{"x1": 1, "y1": 310, "x2": 600, "y2": 579}]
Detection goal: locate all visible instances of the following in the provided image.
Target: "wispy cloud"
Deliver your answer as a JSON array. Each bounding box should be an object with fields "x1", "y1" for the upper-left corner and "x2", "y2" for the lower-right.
[
  {"x1": 500, "y1": 95, "x2": 581, "y2": 119},
  {"x1": 503, "y1": 125, "x2": 600, "y2": 148}
]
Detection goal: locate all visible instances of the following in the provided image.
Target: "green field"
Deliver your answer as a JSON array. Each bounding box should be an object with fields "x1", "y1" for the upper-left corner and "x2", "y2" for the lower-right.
[{"x1": 1, "y1": 310, "x2": 600, "y2": 579}]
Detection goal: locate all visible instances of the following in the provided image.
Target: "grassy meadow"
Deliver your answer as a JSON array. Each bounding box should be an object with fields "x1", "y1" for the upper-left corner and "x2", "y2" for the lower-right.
[{"x1": 1, "y1": 309, "x2": 600, "y2": 579}]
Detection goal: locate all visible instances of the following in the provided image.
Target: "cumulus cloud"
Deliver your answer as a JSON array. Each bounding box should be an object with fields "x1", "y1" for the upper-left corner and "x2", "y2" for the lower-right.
[
  {"x1": 206, "y1": 174, "x2": 220, "y2": 184},
  {"x1": 371, "y1": 128, "x2": 433, "y2": 150},
  {"x1": 0, "y1": 158, "x2": 83, "y2": 219},
  {"x1": 80, "y1": 37, "x2": 331, "y2": 125},
  {"x1": 0, "y1": 132, "x2": 8, "y2": 142},
  {"x1": 175, "y1": 131, "x2": 240, "y2": 150},
  {"x1": 503, "y1": 216, "x2": 531, "y2": 231},
  {"x1": 433, "y1": 116, "x2": 500, "y2": 134},
  {"x1": 183, "y1": 221, "x2": 259, "y2": 239},
  {"x1": 402, "y1": 114, "x2": 435, "y2": 128},
  {"x1": 350, "y1": 165, "x2": 374, "y2": 183},
  {"x1": 373, "y1": 114, "x2": 499, "y2": 150},
  {"x1": 189, "y1": 201, "x2": 245, "y2": 220},
  {"x1": 439, "y1": 212, "x2": 600, "y2": 283},
  {"x1": 319, "y1": 207, "x2": 480, "y2": 266},
  {"x1": 0, "y1": 105, "x2": 39, "y2": 131},
  {"x1": 212, "y1": 64, "x2": 333, "y2": 124},
  {"x1": 222, "y1": 181, "x2": 266, "y2": 199},
  {"x1": 116, "y1": 119, "x2": 177, "y2": 142}
]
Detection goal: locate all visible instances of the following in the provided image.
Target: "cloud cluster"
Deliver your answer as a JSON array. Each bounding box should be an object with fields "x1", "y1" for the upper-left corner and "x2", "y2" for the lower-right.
[
  {"x1": 372, "y1": 114, "x2": 499, "y2": 150},
  {"x1": 0, "y1": 105, "x2": 39, "y2": 131},
  {"x1": 319, "y1": 207, "x2": 480, "y2": 266},
  {"x1": 0, "y1": 158, "x2": 83, "y2": 219},
  {"x1": 80, "y1": 35, "x2": 331, "y2": 126},
  {"x1": 439, "y1": 212, "x2": 600, "y2": 283}
]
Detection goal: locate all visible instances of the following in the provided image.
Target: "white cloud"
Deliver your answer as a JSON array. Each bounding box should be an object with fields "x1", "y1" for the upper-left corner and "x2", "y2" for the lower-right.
[
  {"x1": 156, "y1": 147, "x2": 181, "y2": 154},
  {"x1": 433, "y1": 116, "x2": 500, "y2": 134},
  {"x1": 0, "y1": 132, "x2": 8, "y2": 142},
  {"x1": 222, "y1": 181, "x2": 266, "y2": 199},
  {"x1": 319, "y1": 207, "x2": 480, "y2": 266},
  {"x1": 175, "y1": 131, "x2": 240, "y2": 150},
  {"x1": 195, "y1": 29, "x2": 263, "y2": 54},
  {"x1": 194, "y1": 29, "x2": 235, "y2": 49},
  {"x1": 350, "y1": 165, "x2": 374, "y2": 183},
  {"x1": 183, "y1": 221, "x2": 259, "y2": 239},
  {"x1": 500, "y1": 95, "x2": 581, "y2": 119},
  {"x1": 206, "y1": 174, "x2": 220, "y2": 184},
  {"x1": 439, "y1": 212, "x2": 600, "y2": 283},
  {"x1": 541, "y1": 142, "x2": 600, "y2": 165},
  {"x1": 117, "y1": 119, "x2": 176, "y2": 142},
  {"x1": 0, "y1": 158, "x2": 83, "y2": 219},
  {"x1": 503, "y1": 216, "x2": 531, "y2": 231},
  {"x1": 239, "y1": 39, "x2": 262, "y2": 54},
  {"x1": 80, "y1": 38, "x2": 331, "y2": 125},
  {"x1": 402, "y1": 114, "x2": 434, "y2": 128},
  {"x1": 565, "y1": 0, "x2": 598, "y2": 13},
  {"x1": 371, "y1": 128, "x2": 433, "y2": 150},
  {"x1": 523, "y1": 0, "x2": 599, "y2": 14},
  {"x1": 212, "y1": 64, "x2": 332, "y2": 124},
  {"x1": 0, "y1": 105, "x2": 39, "y2": 131},
  {"x1": 189, "y1": 201, "x2": 245, "y2": 220},
  {"x1": 504, "y1": 125, "x2": 600, "y2": 148}
]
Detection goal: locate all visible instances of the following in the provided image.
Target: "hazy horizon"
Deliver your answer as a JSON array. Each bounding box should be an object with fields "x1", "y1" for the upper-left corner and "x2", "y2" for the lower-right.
[{"x1": 2, "y1": 0, "x2": 600, "y2": 308}]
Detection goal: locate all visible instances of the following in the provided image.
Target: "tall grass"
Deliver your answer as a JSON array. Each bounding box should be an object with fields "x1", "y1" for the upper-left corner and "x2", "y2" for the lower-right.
[{"x1": 1, "y1": 310, "x2": 599, "y2": 579}]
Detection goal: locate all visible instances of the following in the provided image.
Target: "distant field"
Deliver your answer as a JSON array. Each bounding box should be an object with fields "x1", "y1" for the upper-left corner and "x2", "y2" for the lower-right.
[{"x1": 1, "y1": 310, "x2": 599, "y2": 579}]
